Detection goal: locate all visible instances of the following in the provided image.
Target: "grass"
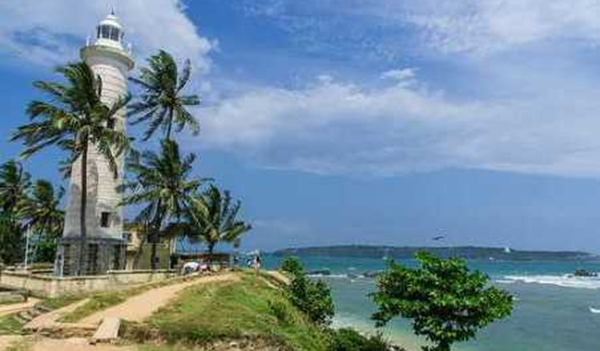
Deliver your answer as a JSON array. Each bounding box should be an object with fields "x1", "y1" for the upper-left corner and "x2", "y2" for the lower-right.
[
  {"x1": 126, "y1": 272, "x2": 329, "y2": 351},
  {"x1": 59, "y1": 272, "x2": 194, "y2": 323},
  {"x1": 60, "y1": 293, "x2": 126, "y2": 323},
  {"x1": 0, "y1": 314, "x2": 25, "y2": 335}
]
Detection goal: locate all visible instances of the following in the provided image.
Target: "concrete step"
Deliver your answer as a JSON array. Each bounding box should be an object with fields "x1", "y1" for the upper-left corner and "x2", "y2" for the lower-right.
[{"x1": 90, "y1": 317, "x2": 121, "y2": 344}]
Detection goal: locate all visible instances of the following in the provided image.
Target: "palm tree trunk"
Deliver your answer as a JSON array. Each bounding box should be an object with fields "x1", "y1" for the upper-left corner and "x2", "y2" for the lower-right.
[
  {"x1": 77, "y1": 142, "x2": 88, "y2": 276},
  {"x1": 150, "y1": 200, "x2": 163, "y2": 270},
  {"x1": 165, "y1": 109, "x2": 174, "y2": 141}
]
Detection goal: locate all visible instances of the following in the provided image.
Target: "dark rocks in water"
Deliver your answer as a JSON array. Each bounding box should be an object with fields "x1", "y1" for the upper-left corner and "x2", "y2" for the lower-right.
[
  {"x1": 573, "y1": 269, "x2": 598, "y2": 277},
  {"x1": 362, "y1": 270, "x2": 381, "y2": 278},
  {"x1": 307, "y1": 269, "x2": 331, "y2": 276}
]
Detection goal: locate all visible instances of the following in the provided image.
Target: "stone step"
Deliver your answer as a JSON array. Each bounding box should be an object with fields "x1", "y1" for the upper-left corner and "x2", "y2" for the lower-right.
[{"x1": 90, "y1": 317, "x2": 121, "y2": 344}]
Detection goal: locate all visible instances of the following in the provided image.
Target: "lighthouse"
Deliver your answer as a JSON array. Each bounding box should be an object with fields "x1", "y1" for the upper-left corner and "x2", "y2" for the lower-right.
[{"x1": 57, "y1": 12, "x2": 135, "y2": 276}]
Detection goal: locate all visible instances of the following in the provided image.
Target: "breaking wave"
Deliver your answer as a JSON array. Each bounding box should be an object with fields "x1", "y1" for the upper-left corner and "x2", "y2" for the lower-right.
[{"x1": 499, "y1": 274, "x2": 600, "y2": 289}]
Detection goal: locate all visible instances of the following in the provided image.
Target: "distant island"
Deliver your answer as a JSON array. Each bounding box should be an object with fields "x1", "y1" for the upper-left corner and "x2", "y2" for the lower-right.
[{"x1": 271, "y1": 245, "x2": 598, "y2": 261}]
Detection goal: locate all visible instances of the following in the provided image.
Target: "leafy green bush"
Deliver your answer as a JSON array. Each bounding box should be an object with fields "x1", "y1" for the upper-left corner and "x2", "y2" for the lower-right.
[
  {"x1": 288, "y1": 274, "x2": 335, "y2": 327},
  {"x1": 282, "y1": 257, "x2": 335, "y2": 327},
  {"x1": 328, "y1": 328, "x2": 398, "y2": 351},
  {"x1": 372, "y1": 252, "x2": 513, "y2": 351},
  {"x1": 280, "y1": 256, "x2": 304, "y2": 277}
]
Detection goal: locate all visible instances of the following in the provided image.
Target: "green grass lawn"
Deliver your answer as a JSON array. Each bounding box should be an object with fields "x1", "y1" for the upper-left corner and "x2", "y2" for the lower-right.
[{"x1": 128, "y1": 272, "x2": 329, "y2": 351}]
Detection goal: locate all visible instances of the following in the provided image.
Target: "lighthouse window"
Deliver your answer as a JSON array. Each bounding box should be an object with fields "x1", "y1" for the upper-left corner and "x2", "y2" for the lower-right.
[
  {"x1": 100, "y1": 25, "x2": 110, "y2": 39},
  {"x1": 110, "y1": 28, "x2": 120, "y2": 41},
  {"x1": 101, "y1": 212, "x2": 111, "y2": 228}
]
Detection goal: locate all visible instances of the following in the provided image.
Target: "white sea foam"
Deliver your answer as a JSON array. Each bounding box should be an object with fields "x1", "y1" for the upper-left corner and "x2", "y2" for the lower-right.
[
  {"x1": 589, "y1": 307, "x2": 600, "y2": 314},
  {"x1": 502, "y1": 274, "x2": 600, "y2": 289},
  {"x1": 307, "y1": 273, "x2": 349, "y2": 279}
]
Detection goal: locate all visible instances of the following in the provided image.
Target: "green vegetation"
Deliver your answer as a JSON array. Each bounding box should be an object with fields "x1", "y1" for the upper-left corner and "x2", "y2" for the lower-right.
[
  {"x1": 281, "y1": 256, "x2": 304, "y2": 277},
  {"x1": 0, "y1": 314, "x2": 25, "y2": 335},
  {"x1": 0, "y1": 160, "x2": 64, "y2": 265},
  {"x1": 60, "y1": 293, "x2": 125, "y2": 323},
  {"x1": 164, "y1": 185, "x2": 252, "y2": 257},
  {"x1": 126, "y1": 273, "x2": 329, "y2": 350},
  {"x1": 287, "y1": 274, "x2": 334, "y2": 328},
  {"x1": 327, "y1": 328, "x2": 399, "y2": 351},
  {"x1": 122, "y1": 140, "x2": 203, "y2": 269},
  {"x1": 372, "y1": 252, "x2": 513, "y2": 351}
]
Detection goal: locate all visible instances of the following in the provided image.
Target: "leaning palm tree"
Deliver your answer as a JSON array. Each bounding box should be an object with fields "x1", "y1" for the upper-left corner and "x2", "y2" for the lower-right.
[
  {"x1": 170, "y1": 186, "x2": 251, "y2": 258},
  {"x1": 122, "y1": 140, "x2": 203, "y2": 269},
  {"x1": 12, "y1": 62, "x2": 130, "y2": 275},
  {"x1": 129, "y1": 50, "x2": 200, "y2": 142},
  {"x1": 0, "y1": 160, "x2": 32, "y2": 214}
]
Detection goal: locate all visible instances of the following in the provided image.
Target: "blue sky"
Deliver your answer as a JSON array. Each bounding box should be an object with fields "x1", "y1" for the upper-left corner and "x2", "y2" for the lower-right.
[{"x1": 3, "y1": 0, "x2": 600, "y2": 252}]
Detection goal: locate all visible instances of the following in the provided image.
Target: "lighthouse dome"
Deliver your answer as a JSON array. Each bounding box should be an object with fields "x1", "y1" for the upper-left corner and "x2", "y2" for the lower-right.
[{"x1": 95, "y1": 12, "x2": 124, "y2": 49}]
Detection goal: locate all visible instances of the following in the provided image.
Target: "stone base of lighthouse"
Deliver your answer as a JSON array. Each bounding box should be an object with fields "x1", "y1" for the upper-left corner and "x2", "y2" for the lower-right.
[{"x1": 56, "y1": 237, "x2": 127, "y2": 276}]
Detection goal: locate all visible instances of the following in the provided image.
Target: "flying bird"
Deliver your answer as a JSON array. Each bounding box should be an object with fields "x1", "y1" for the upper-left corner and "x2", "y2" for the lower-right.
[{"x1": 432, "y1": 235, "x2": 445, "y2": 241}]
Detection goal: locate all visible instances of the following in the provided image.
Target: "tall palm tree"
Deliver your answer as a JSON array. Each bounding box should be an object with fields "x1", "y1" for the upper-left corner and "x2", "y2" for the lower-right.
[
  {"x1": 12, "y1": 62, "x2": 130, "y2": 275},
  {"x1": 169, "y1": 185, "x2": 251, "y2": 257},
  {"x1": 0, "y1": 160, "x2": 32, "y2": 213},
  {"x1": 122, "y1": 140, "x2": 203, "y2": 269},
  {"x1": 129, "y1": 50, "x2": 200, "y2": 142}
]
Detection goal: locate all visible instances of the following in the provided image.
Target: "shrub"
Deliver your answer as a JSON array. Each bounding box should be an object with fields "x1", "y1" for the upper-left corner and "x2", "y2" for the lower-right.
[
  {"x1": 288, "y1": 275, "x2": 335, "y2": 327},
  {"x1": 280, "y1": 256, "x2": 304, "y2": 277},
  {"x1": 371, "y1": 252, "x2": 513, "y2": 351},
  {"x1": 328, "y1": 328, "x2": 398, "y2": 351}
]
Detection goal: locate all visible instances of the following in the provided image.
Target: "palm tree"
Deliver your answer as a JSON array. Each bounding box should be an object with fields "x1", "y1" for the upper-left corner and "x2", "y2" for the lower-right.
[
  {"x1": 0, "y1": 160, "x2": 32, "y2": 213},
  {"x1": 20, "y1": 180, "x2": 65, "y2": 261},
  {"x1": 170, "y1": 185, "x2": 251, "y2": 258},
  {"x1": 129, "y1": 50, "x2": 200, "y2": 142},
  {"x1": 122, "y1": 140, "x2": 203, "y2": 269},
  {"x1": 12, "y1": 62, "x2": 130, "y2": 275},
  {"x1": 0, "y1": 160, "x2": 31, "y2": 265}
]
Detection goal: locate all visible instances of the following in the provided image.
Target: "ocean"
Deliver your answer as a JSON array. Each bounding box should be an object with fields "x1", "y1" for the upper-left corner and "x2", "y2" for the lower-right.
[{"x1": 263, "y1": 255, "x2": 600, "y2": 351}]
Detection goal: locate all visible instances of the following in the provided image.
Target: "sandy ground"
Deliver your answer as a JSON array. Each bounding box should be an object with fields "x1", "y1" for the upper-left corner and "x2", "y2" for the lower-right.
[{"x1": 81, "y1": 272, "x2": 239, "y2": 325}]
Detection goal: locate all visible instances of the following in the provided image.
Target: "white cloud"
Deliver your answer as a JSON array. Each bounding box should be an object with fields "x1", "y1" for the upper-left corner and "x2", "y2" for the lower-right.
[
  {"x1": 400, "y1": 0, "x2": 600, "y2": 55},
  {"x1": 196, "y1": 69, "x2": 600, "y2": 178},
  {"x1": 0, "y1": 0, "x2": 213, "y2": 70}
]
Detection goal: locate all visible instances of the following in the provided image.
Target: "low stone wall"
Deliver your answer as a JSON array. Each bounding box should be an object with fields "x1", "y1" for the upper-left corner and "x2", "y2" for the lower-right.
[{"x1": 0, "y1": 269, "x2": 177, "y2": 298}]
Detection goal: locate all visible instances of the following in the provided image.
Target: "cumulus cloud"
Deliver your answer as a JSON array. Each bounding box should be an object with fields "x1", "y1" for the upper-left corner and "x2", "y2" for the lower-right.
[
  {"x1": 0, "y1": 0, "x2": 213, "y2": 70},
  {"x1": 195, "y1": 69, "x2": 600, "y2": 178}
]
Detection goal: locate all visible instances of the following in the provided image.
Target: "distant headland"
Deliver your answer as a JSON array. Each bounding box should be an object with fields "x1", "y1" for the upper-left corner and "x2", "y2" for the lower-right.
[{"x1": 271, "y1": 245, "x2": 598, "y2": 261}]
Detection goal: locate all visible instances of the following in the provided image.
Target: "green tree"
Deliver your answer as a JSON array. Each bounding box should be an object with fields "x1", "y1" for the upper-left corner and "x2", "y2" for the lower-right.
[
  {"x1": 0, "y1": 160, "x2": 31, "y2": 213},
  {"x1": 280, "y1": 257, "x2": 335, "y2": 328},
  {"x1": 129, "y1": 50, "x2": 200, "y2": 142},
  {"x1": 371, "y1": 252, "x2": 513, "y2": 351},
  {"x1": 0, "y1": 160, "x2": 31, "y2": 264},
  {"x1": 280, "y1": 256, "x2": 304, "y2": 277},
  {"x1": 122, "y1": 140, "x2": 202, "y2": 269},
  {"x1": 20, "y1": 180, "x2": 65, "y2": 262},
  {"x1": 169, "y1": 185, "x2": 251, "y2": 257},
  {"x1": 12, "y1": 62, "x2": 130, "y2": 275}
]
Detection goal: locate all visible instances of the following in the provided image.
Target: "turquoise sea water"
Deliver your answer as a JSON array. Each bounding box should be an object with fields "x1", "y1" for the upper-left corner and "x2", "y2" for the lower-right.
[{"x1": 263, "y1": 256, "x2": 600, "y2": 351}]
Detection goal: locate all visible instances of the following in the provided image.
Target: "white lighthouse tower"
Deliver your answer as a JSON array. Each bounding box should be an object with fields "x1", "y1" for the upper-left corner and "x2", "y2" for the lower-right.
[{"x1": 57, "y1": 12, "x2": 135, "y2": 276}]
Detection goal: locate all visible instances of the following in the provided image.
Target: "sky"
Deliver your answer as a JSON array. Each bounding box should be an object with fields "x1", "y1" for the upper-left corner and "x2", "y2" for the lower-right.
[{"x1": 3, "y1": 0, "x2": 600, "y2": 252}]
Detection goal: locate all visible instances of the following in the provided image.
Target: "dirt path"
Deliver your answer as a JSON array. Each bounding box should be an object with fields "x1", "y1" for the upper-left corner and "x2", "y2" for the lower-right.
[
  {"x1": 81, "y1": 273, "x2": 239, "y2": 325},
  {"x1": 0, "y1": 335, "x2": 24, "y2": 351}
]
